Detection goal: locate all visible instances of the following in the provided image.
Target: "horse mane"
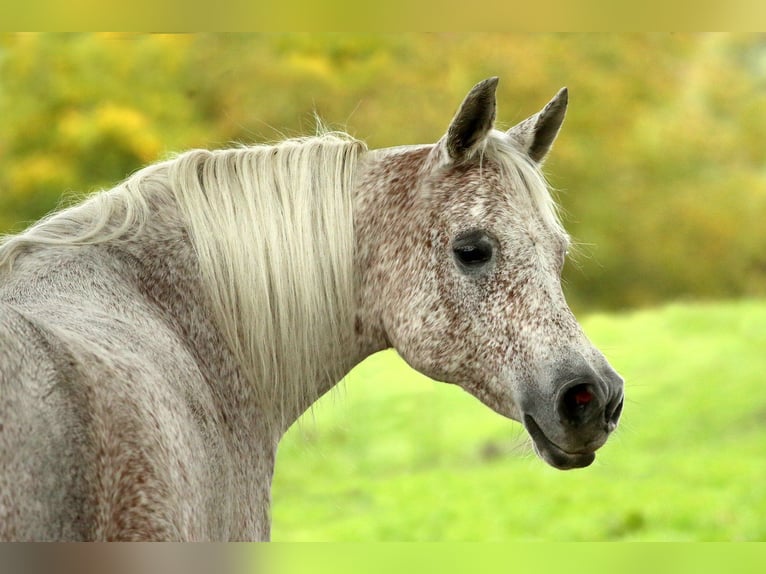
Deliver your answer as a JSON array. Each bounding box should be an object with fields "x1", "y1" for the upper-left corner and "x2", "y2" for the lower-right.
[
  {"x1": 0, "y1": 132, "x2": 367, "y2": 431},
  {"x1": 173, "y1": 134, "x2": 366, "y2": 429}
]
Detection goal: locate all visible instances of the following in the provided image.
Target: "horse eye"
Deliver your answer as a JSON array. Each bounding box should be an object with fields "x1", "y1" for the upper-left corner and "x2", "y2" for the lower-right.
[
  {"x1": 452, "y1": 230, "x2": 495, "y2": 271},
  {"x1": 454, "y1": 244, "x2": 492, "y2": 266}
]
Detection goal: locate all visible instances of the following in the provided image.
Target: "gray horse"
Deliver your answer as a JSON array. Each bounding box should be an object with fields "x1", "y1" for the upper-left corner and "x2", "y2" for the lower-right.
[{"x1": 0, "y1": 78, "x2": 623, "y2": 541}]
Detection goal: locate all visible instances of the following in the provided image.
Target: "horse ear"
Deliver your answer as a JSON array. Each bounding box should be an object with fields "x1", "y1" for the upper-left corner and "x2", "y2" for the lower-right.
[
  {"x1": 507, "y1": 87, "x2": 568, "y2": 164},
  {"x1": 444, "y1": 77, "x2": 499, "y2": 161}
]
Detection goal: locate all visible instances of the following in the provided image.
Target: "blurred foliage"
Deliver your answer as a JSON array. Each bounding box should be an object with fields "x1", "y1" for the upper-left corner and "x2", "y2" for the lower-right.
[{"x1": 1, "y1": 33, "x2": 764, "y2": 311}]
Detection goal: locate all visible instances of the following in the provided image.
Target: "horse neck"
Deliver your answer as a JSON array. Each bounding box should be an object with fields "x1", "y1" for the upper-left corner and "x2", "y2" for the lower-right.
[
  {"x1": 120, "y1": 143, "x2": 442, "y2": 437},
  {"x1": 351, "y1": 144, "x2": 435, "y2": 358},
  {"x1": 114, "y1": 189, "x2": 277, "y2": 431}
]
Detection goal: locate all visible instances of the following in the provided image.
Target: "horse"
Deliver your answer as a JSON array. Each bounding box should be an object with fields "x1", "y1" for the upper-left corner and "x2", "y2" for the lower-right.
[{"x1": 0, "y1": 78, "x2": 624, "y2": 541}]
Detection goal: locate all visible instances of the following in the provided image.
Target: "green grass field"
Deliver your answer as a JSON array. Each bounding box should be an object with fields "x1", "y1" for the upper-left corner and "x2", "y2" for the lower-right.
[{"x1": 271, "y1": 300, "x2": 766, "y2": 541}]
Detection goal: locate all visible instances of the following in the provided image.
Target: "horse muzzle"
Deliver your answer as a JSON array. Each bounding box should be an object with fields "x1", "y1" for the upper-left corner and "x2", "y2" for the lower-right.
[{"x1": 521, "y1": 366, "x2": 624, "y2": 470}]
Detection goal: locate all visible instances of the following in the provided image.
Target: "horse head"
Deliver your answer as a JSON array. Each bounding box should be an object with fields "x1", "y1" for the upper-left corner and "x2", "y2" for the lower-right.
[{"x1": 356, "y1": 78, "x2": 624, "y2": 470}]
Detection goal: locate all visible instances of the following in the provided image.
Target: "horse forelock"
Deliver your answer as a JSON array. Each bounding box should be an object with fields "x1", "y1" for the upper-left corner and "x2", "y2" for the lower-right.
[{"x1": 480, "y1": 131, "x2": 566, "y2": 240}]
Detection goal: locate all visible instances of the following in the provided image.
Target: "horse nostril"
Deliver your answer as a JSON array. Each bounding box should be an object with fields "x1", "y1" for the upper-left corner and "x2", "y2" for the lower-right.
[
  {"x1": 559, "y1": 382, "x2": 598, "y2": 426},
  {"x1": 605, "y1": 395, "x2": 624, "y2": 429},
  {"x1": 572, "y1": 387, "x2": 594, "y2": 406}
]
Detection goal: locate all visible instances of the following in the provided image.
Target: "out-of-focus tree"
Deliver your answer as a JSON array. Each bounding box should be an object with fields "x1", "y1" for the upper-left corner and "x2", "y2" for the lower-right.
[{"x1": 0, "y1": 34, "x2": 210, "y2": 231}]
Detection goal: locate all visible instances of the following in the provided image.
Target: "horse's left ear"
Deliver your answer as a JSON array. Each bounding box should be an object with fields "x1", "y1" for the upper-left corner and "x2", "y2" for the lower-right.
[
  {"x1": 444, "y1": 77, "x2": 499, "y2": 161},
  {"x1": 507, "y1": 87, "x2": 568, "y2": 164}
]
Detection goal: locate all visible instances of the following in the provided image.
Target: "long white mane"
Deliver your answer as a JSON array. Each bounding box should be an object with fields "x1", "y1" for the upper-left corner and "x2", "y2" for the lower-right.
[
  {"x1": 0, "y1": 133, "x2": 367, "y2": 430},
  {"x1": 173, "y1": 134, "x2": 366, "y2": 428}
]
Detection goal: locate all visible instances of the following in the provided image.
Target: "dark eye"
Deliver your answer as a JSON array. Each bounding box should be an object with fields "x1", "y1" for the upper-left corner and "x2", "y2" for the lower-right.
[
  {"x1": 454, "y1": 244, "x2": 492, "y2": 265},
  {"x1": 452, "y1": 230, "x2": 495, "y2": 272}
]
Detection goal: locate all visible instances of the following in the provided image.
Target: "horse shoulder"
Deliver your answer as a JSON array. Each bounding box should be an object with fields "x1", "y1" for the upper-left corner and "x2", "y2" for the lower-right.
[
  {"x1": 0, "y1": 250, "x2": 236, "y2": 540},
  {"x1": 0, "y1": 300, "x2": 93, "y2": 540}
]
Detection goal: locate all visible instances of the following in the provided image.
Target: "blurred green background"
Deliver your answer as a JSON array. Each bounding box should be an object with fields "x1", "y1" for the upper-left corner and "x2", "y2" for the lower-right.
[{"x1": 1, "y1": 33, "x2": 764, "y2": 540}]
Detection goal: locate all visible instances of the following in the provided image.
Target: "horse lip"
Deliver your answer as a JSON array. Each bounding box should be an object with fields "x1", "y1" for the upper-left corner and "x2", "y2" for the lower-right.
[{"x1": 523, "y1": 414, "x2": 596, "y2": 470}]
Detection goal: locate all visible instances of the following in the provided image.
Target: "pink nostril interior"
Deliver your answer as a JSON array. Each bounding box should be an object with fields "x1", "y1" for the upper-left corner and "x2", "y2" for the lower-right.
[
  {"x1": 573, "y1": 388, "x2": 594, "y2": 406},
  {"x1": 559, "y1": 383, "x2": 599, "y2": 426}
]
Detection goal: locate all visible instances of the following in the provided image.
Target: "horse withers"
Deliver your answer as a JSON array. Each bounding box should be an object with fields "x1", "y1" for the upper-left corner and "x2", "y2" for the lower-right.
[{"x1": 0, "y1": 78, "x2": 623, "y2": 540}]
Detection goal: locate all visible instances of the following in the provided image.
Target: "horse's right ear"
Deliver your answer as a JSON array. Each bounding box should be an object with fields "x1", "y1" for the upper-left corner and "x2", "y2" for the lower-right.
[
  {"x1": 507, "y1": 87, "x2": 568, "y2": 164},
  {"x1": 443, "y1": 77, "x2": 499, "y2": 161}
]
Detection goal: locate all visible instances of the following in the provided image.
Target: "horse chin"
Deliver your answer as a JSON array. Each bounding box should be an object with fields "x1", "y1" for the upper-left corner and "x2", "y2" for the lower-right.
[{"x1": 523, "y1": 414, "x2": 596, "y2": 471}]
